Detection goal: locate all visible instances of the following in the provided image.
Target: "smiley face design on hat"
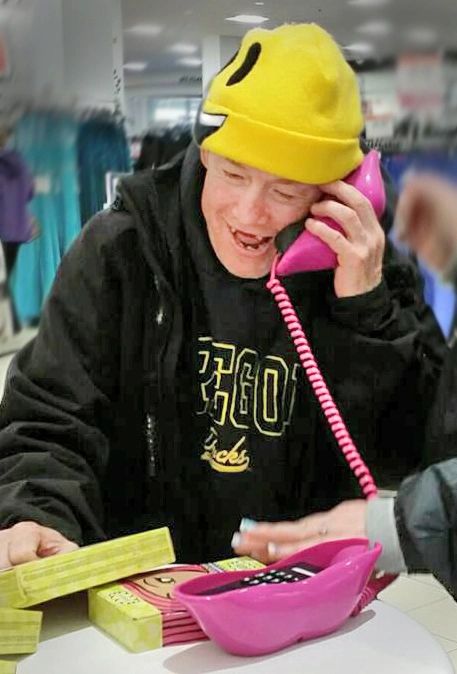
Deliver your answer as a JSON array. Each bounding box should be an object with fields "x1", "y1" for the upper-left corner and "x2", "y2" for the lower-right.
[
  {"x1": 194, "y1": 41, "x2": 262, "y2": 143},
  {"x1": 194, "y1": 23, "x2": 364, "y2": 185}
]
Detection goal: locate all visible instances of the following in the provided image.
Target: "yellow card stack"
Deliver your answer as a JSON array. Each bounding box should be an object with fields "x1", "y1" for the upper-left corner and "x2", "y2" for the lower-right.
[
  {"x1": 89, "y1": 556, "x2": 264, "y2": 653},
  {"x1": 0, "y1": 608, "x2": 42, "y2": 655},
  {"x1": 0, "y1": 661, "x2": 16, "y2": 674},
  {"x1": 0, "y1": 527, "x2": 175, "y2": 609}
]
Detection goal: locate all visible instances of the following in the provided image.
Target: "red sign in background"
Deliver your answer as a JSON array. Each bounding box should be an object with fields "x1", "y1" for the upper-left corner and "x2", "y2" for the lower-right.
[{"x1": 0, "y1": 33, "x2": 9, "y2": 77}]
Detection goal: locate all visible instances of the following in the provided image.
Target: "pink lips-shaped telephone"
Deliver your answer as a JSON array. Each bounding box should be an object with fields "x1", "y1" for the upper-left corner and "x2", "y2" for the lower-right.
[
  {"x1": 275, "y1": 150, "x2": 386, "y2": 275},
  {"x1": 174, "y1": 538, "x2": 381, "y2": 656}
]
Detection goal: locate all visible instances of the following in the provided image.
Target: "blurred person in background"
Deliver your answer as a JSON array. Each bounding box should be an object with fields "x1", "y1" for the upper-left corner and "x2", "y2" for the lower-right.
[
  {"x1": 232, "y1": 172, "x2": 457, "y2": 598},
  {"x1": 396, "y1": 173, "x2": 457, "y2": 302},
  {"x1": 0, "y1": 125, "x2": 38, "y2": 333}
]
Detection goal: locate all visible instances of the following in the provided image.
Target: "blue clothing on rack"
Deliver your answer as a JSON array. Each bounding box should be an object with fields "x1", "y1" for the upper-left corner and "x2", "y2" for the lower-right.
[
  {"x1": 77, "y1": 116, "x2": 130, "y2": 223},
  {"x1": 11, "y1": 112, "x2": 82, "y2": 323}
]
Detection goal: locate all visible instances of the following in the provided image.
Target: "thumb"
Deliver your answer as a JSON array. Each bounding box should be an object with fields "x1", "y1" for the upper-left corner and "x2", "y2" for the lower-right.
[
  {"x1": 38, "y1": 540, "x2": 79, "y2": 558},
  {"x1": 37, "y1": 528, "x2": 79, "y2": 558}
]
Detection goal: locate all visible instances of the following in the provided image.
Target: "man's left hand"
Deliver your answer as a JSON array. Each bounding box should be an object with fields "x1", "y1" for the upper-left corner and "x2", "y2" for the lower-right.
[
  {"x1": 231, "y1": 500, "x2": 367, "y2": 564},
  {"x1": 306, "y1": 181, "x2": 385, "y2": 298}
]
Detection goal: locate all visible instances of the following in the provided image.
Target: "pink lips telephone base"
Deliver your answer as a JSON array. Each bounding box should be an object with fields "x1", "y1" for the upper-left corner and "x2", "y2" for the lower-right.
[{"x1": 174, "y1": 538, "x2": 381, "y2": 656}]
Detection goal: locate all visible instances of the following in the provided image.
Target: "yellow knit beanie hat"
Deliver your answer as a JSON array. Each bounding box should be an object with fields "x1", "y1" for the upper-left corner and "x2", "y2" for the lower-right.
[{"x1": 194, "y1": 23, "x2": 364, "y2": 184}]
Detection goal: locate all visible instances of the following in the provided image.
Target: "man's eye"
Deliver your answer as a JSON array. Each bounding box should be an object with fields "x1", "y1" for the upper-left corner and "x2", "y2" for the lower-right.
[
  {"x1": 223, "y1": 170, "x2": 243, "y2": 180},
  {"x1": 275, "y1": 190, "x2": 296, "y2": 201}
]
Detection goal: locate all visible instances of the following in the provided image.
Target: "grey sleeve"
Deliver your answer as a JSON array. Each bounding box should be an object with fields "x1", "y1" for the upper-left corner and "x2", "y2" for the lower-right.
[{"x1": 366, "y1": 497, "x2": 407, "y2": 573}]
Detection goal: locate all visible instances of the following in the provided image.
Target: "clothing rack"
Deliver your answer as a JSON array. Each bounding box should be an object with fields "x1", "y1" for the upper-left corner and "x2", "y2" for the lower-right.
[{"x1": 5, "y1": 98, "x2": 125, "y2": 130}]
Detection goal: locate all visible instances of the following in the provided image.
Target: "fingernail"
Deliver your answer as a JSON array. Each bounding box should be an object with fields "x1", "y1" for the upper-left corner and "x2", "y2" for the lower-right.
[
  {"x1": 231, "y1": 533, "x2": 242, "y2": 549},
  {"x1": 39, "y1": 545, "x2": 60, "y2": 557},
  {"x1": 240, "y1": 518, "x2": 257, "y2": 532},
  {"x1": 267, "y1": 542, "x2": 278, "y2": 557}
]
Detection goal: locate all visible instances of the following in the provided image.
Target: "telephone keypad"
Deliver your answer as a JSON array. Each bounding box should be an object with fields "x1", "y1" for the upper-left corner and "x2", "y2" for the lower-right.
[
  {"x1": 199, "y1": 562, "x2": 322, "y2": 595},
  {"x1": 237, "y1": 567, "x2": 316, "y2": 587}
]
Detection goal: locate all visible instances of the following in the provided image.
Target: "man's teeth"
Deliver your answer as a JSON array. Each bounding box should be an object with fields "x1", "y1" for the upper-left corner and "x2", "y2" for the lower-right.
[{"x1": 229, "y1": 227, "x2": 270, "y2": 244}]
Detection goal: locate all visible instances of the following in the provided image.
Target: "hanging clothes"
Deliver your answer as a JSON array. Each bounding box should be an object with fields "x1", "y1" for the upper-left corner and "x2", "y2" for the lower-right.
[
  {"x1": 0, "y1": 147, "x2": 34, "y2": 243},
  {"x1": 10, "y1": 111, "x2": 82, "y2": 324},
  {"x1": 0, "y1": 146, "x2": 35, "y2": 331},
  {"x1": 77, "y1": 115, "x2": 130, "y2": 223},
  {"x1": 133, "y1": 125, "x2": 192, "y2": 173},
  {"x1": 134, "y1": 133, "x2": 165, "y2": 171}
]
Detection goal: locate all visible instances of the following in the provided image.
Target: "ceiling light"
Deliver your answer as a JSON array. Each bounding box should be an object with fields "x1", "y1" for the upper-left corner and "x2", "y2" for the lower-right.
[
  {"x1": 255, "y1": 2, "x2": 265, "y2": 5},
  {"x1": 123, "y1": 62, "x2": 148, "y2": 72},
  {"x1": 348, "y1": 0, "x2": 391, "y2": 6},
  {"x1": 225, "y1": 15, "x2": 269, "y2": 25},
  {"x1": 405, "y1": 27, "x2": 437, "y2": 46},
  {"x1": 124, "y1": 24, "x2": 162, "y2": 37},
  {"x1": 178, "y1": 57, "x2": 203, "y2": 68},
  {"x1": 343, "y1": 42, "x2": 375, "y2": 55},
  {"x1": 356, "y1": 20, "x2": 392, "y2": 36},
  {"x1": 168, "y1": 43, "x2": 198, "y2": 55}
]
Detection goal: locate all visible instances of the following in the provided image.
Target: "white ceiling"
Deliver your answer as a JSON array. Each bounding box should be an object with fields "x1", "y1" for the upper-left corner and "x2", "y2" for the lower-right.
[{"x1": 121, "y1": 0, "x2": 457, "y2": 78}]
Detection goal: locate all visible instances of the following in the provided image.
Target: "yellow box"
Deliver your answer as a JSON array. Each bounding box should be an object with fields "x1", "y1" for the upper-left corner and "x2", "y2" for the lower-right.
[
  {"x1": 89, "y1": 556, "x2": 264, "y2": 653},
  {"x1": 0, "y1": 608, "x2": 42, "y2": 655},
  {"x1": 0, "y1": 527, "x2": 174, "y2": 609},
  {"x1": 88, "y1": 583, "x2": 162, "y2": 653},
  {"x1": 0, "y1": 660, "x2": 16, "y2": 674}
]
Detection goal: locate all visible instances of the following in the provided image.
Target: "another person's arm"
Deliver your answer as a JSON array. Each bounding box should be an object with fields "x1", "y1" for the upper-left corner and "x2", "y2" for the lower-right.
[{"x1": 232, "y1": 456, "x2": 457, "y2": 600}]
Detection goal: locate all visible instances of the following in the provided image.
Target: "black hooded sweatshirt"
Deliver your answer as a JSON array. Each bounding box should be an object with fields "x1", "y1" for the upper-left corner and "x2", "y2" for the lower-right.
[{"x1": 0, "y1": 144, "x2": 446, "y2": 562}]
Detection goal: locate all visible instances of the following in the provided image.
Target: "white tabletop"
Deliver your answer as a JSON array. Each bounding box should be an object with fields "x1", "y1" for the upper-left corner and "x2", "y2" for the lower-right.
[{"x1": 17, "y1": 593, "x2": 453, "y2": 674}]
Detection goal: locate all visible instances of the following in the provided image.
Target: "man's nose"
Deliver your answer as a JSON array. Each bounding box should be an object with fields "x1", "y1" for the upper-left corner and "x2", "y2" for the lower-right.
[{"x1": 232, "y1": 186, "x2": 268, "y2": 227}]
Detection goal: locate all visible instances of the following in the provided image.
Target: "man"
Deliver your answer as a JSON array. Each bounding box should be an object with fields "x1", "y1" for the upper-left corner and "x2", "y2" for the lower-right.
[
  {"x1": 0, "y1": 24, "x2": 445, "y2": 569},
  {"x1": 232, "y1": 171, "x2": 457, "y2": 598}
]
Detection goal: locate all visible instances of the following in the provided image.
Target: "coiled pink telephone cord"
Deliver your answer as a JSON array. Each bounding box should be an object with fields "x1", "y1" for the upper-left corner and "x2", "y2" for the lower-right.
[{"x1": 267, "y1": 257, "x2": 397, "y2": 612}]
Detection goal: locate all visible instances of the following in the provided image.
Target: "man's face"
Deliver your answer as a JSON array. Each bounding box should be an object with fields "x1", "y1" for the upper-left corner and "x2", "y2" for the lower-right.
[{"x1": 200, "y1": 150, "x2": 321, "y2": 279}]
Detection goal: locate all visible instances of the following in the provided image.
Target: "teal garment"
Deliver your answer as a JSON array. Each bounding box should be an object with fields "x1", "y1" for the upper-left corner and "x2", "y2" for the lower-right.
[
  {"x1": 77, "y1": 116, "x2": 131, "y2": 224},
  {"x1": 11, "y1": 112, "x2": 81, "y2": 323}
]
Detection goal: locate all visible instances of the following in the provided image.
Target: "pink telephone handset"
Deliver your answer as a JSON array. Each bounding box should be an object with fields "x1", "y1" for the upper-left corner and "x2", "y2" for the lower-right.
[
  {"x1": 276, "y1": 150, "x2": 386, "y2": 275},
  {"x1": 175, "y1": 151, "x2": 396, "y2": 657}
]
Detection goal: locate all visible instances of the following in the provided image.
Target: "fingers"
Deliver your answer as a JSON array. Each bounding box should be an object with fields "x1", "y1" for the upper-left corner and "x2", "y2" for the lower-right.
[
  {"x1": 0, "y1": 529, "x2": 11, "y2": 569},
  {"x1": 266, "y1": 540, "x2": 314, "y2": 561},
  {"x1": 310, "y1": 199, "x2": 368, "y2": 244},
  {"x1": 318, "y1": 181, "x2": 380, "y2": 234},
  {"x1": 231, "y1": 514, "x2": 329, "y2": 562},
  {"x1": 240, "y1": 520, "x2": 307, "y2": 544},
  {"x1": 307, "y1": 181, "x2": 385, "y2": 260},
  {"x1": 0, "y1": 522, "x2": 79, "y2": 568},
  {"x1": 231, "y1": 534, "x2": 271, "y2": 564},
  {"x1": 241, "y1": 515, "x2": 326, "y2": 545},
  {"x1": 38, "y1": 537, "x2": 79, "y2": 558},
  {"x1": 6, "y1": 521, "x2": 44, "y2": 566},
  {"x1": 231, "y1": 502, "x2": 367, "y2": 564},
  {"x1": 305, "y1": 217, "x2": 353, "y2": 258}
]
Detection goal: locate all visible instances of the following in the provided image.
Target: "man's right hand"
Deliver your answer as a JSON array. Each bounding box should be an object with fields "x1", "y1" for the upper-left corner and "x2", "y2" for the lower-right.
[{"x1": 0, "y1": 522, "x2": 79, "y2": 569}]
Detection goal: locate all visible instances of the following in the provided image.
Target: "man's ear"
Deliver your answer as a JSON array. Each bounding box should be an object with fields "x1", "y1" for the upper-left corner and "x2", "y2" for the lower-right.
[{"x1": 200, "y1": 148, "x2": 209, "y2": 169}]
